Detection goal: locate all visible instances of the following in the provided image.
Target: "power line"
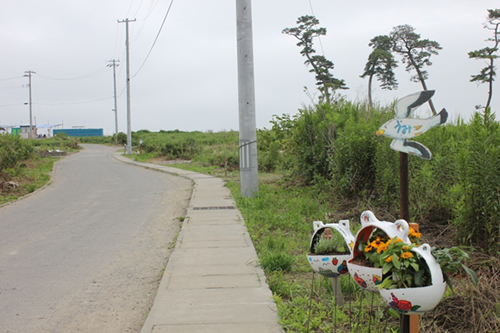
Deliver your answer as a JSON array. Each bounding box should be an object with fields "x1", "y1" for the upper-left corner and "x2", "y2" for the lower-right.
[
  {"x1": 36, "y1": 96, "x2": 114, "y2": 106},
  {"x1": 0, "y1": 103, "x2": 24, "y2": 108},
  {"x1": 132, "y1": 0, "x2": 174, "y2": 78},
  {"x1": 37, "y1": 67, "x2": 108, "y2": 81},
  {"x1": 132, "y1": 0, "x2": 146, "y2": 19},
  {"x1": 308, "y1": 0, "x2": 326, "y2": 56},
  {"x1": 130, "y1": 0, "x2": 162, "y2": 43},
  {"x1": 142, "y1": 0, "x2": 161, "y2": 20},
  {"x1": 0, "y1": 76, "x2": 22, "y2": 81}
]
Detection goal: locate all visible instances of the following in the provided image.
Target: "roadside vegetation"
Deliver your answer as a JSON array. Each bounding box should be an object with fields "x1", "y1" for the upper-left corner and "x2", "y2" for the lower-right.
[{"x1": 114, "y1": 97, "x2": 499, "y2": 332}]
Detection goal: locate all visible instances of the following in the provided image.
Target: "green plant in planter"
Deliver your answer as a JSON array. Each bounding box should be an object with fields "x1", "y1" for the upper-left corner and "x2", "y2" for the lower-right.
[
  {"x1": 313, "y1": 229, "x2": 350, "y2": 255},
  {"x1": 357, "y1": 227, "x2": 478, "y2": 290},
  {"x1": 358, "y1": 229, "x2": 424, "y2": 289}
]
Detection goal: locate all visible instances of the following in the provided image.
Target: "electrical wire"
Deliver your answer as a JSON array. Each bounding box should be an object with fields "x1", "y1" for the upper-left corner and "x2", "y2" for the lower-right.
[
  {"x1": 0, "y1": 85, "x2": 24, "y2": 90},
  {"x1": 0, "y1": 103, "x2": 24, "y2": 108},
  {"x1": 143, "y1": 0, "x2": 161, "y2": 20},
  {"x1": 308, "y1": 0, "x2": 326, "y2": 56},
  {"x1": 0, "y1": 76, "x2": 22, "y2": 81},
  {"x1": 37, "y1": 67, "x2": 108, "y2": 81},
  {"x1": 132, "y1": 0, "x2": 146, "y2": 19},
  {"x1": 132, "y1": 0, "x2": 174, "y2": 78},
  {"x1": 36, "y1": 96, "x2": 114, "y2": 106}
]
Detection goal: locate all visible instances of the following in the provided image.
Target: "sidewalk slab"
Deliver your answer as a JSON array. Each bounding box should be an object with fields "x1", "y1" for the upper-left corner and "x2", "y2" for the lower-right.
[
  {"x1": 151, "y1": 323, "x2": 283, "y2": 333},
  {"x1": 111, "y1": 154, "x2": 282, "y2": 333}
]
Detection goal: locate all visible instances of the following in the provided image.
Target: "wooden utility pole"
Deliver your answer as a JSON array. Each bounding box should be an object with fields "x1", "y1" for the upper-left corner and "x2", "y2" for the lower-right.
[
  {"x1": 108, "y1": 59, "x2": 120, "y2": 145},
  {"x1": 118, "y1": 18, "x2": 135, "y2": 155}
]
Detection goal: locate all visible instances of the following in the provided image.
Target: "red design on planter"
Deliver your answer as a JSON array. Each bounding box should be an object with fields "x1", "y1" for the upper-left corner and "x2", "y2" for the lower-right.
[
  {"x1": 354, "y1": 273, "x2": 367, "y2": 288},
  {"x1": 389, "y1": 293, "x2": 413, "y2": 312}
]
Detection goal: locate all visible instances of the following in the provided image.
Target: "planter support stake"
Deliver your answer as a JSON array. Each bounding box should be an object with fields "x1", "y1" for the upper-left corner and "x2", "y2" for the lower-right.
[
  {"x1": 331, "y1": 276, "x2": 344, "y2": 307},
  {"x1": 306, "y1": 271, "x2": 316, "y2": 333},
  {"x1": 368, "y1": 292, "x2": 375, "y2": 333}
]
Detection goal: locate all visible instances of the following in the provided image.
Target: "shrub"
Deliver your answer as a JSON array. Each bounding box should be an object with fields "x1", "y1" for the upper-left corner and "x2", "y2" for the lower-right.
[{"x1": 0, "y1": 134, "x2": 35, "y2": 180}]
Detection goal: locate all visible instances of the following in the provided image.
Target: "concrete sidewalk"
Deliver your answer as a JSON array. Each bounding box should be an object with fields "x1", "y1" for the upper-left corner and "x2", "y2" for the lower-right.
[{"x1": 112, "y1": 154, "x2": 282, "y2": 333}]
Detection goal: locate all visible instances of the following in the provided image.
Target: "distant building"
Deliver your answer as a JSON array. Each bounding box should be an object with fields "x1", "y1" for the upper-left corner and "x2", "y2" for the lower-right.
[
  {"x1": 20, "y1": 125, "x2": 37, "y2": 139},
  {"x1": 53, "y1": 128, "x2": 104, "y2": 137}
]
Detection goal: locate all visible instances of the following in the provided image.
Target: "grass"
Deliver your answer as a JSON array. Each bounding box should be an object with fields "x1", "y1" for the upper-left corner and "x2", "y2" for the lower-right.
[
  {"x1": 0, "y1": 157, "x2": 55, "y2": 205},
  {"x1": 159, "y1": 160, "x2": 492, "y2": 333},
  {"x1": 158, "y1": 161, "x2": 402, "y2": 332}
]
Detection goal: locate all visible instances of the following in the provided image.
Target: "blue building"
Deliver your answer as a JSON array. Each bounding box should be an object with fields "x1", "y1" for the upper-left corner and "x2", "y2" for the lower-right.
[{"x1": 53, "y1": 128, "x2": 104, "y2": 137}]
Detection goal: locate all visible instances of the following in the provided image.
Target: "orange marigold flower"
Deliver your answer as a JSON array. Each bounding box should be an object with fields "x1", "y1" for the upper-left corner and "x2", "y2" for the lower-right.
[
  {"x1": 402, "y1": 246, "x2": 409, "y2": 251},
  {"x1": 364, "y1": 245, "x2": 373, "y2": 252},
  {"x1": 392, "y1": 237, "x2": 403, "y2": 244},
  {"x1": 409, "y1": 228, "x2": 421, "y2": 238},
  {"x1": 400, "y1": 252, "x2": 413, "y2": 259},
  {"x1": 376, "y1": 243, "x2": 388, "y2": 253},
  {"x1": 385, "y1": 256, "x2": 393, "y2": 263}
]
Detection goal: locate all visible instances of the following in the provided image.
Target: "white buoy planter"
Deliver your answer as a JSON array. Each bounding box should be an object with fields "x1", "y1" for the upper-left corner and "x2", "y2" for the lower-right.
[
  {"x1": 347, "y1": 211, "x2": 412, "y2": 292},
  {"x1": 346, "y1": 211, "x2": 447, "y2": 314},
  {"x1": 307, "y1": 220, "x2": 355, "y2": 278},
  {"x1": 379, "y1": 244, "x2": 446, "y2": 314}
]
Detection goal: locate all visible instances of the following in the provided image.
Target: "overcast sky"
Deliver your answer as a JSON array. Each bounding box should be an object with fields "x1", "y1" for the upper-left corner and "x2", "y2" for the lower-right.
[{"x1": 1, "y1": 0, "x2": 499, "y2": 135}]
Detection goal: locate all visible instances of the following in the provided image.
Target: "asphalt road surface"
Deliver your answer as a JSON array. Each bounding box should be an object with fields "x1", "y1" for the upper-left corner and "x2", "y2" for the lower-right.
[{"x1": 0, "y1": 144, "x2": 192, "y2": 333}]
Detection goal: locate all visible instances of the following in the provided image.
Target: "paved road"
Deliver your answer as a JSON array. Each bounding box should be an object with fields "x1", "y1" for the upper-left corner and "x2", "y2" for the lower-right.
[{"x1": 0, "y1": 144, "x2": 192, "y2": 333}]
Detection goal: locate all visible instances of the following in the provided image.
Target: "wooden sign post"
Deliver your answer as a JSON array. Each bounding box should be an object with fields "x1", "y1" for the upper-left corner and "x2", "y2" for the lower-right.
[{"x1": 400, "y1": 152, "x2": 418, "y2": 333}]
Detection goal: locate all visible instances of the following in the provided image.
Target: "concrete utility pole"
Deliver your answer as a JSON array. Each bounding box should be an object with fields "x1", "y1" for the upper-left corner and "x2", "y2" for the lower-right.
[
  {"x1": 108, "y1": 59, "x2": 120, "y2": 145},
  {"x1": 236, "y1": 0, "x2": 258, "y2": 197},
  {"x1": 118, "y1": 18, "x2": 136, "y2": 155},
  {"x1": 24, "y1": 70, "x2": 36, "y2": 139}
]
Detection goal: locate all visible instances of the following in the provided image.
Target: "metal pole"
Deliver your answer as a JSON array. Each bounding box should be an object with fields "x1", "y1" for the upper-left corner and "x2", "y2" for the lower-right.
[
  {"x1": 236, "y1": 0, "x2": 258, "y2": 197},
  {"x1": 118, "y1": 19, "x2": 135, "y2": 155}
]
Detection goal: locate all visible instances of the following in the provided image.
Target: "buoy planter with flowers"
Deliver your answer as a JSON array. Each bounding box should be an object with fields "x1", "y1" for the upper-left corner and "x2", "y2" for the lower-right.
[
  {"x1": 378, "y1": 243, "x2": 447, "y2": 314},
  {"x1": 347, "y1": 211, "x2": 412, "y2": 292},
  {"x1": 307, "y1": 219, "x2": 355, "y2": 278}
]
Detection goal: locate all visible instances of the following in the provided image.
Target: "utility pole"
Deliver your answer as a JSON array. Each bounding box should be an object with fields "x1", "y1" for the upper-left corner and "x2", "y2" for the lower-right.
[
  {"x1": 108, "y1": 59, "x2": 120, "y2": 145},
  {"x1": 24, "y1": 70, "x2": 36, "y2": 139},
  {"x1": 118, "y1": 18, "x2": 136, "y2": 154},
  {"x1": 236, "y1": 0, "x2": 258, "y2": 197}
]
